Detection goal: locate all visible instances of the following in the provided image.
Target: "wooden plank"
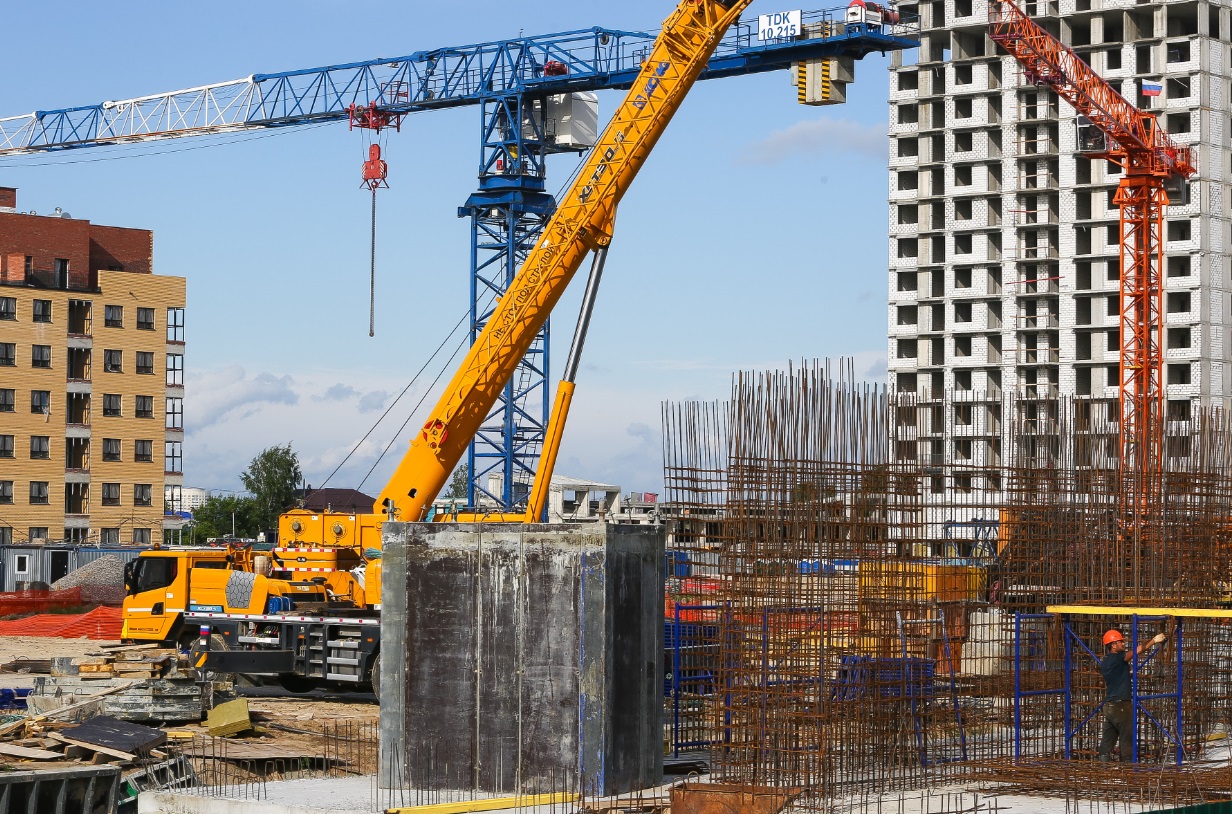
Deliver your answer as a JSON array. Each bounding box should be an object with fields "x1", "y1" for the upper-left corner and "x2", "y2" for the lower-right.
[
  {"x1": 48, "y1": 733, "x2": 137, "y2": 762},
  {"x1": 1045, "y1": 604, "x2": 1232, "y2": 619},
  {"x1": 0, "y1": 743, "x2": 63, "y2": 760},
  {"x1": 98, "y1": 642, "x2": 159, "y2": 652}
]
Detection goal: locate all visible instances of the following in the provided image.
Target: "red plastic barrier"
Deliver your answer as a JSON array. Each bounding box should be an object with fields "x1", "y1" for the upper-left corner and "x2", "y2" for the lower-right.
[
  {"x1": 0, "y1": 606, "x2": 122, "y2": 640},
  {"x1": 0, "y1": 588, "x2": 86, "y2": 617}
]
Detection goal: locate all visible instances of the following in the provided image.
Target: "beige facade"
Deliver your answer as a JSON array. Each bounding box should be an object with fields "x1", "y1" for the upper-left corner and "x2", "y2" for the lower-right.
[{"x1": 0, "y1": 271, "x2": 185, "y2": 545}]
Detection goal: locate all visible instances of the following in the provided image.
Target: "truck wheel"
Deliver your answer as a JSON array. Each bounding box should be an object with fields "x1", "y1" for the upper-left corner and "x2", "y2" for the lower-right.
[{"x1": 369, "y1": 652, "x2": 381, "y2": 700}]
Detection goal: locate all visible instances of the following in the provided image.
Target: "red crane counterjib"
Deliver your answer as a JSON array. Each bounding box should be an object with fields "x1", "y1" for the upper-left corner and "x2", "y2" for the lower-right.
[{"x1": 989, "y1": 0, "x2": 1194, "y2": 178}]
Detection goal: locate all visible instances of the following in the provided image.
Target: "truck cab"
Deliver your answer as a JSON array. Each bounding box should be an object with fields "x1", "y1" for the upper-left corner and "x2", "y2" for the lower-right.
[{"x1": 122, "y1": 547, "x2": 328, "y2": 644}]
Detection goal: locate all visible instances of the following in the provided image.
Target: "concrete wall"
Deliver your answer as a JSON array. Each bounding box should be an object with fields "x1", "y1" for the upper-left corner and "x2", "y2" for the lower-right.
[{"x1": 379, "y1": 522, "x2": 664, "y2": 796}]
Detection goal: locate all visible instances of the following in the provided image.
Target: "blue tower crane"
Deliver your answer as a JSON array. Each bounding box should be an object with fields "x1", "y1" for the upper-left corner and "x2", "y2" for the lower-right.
[{"x1": 0, "y1": 6, "x2": 918, "y2": 512}]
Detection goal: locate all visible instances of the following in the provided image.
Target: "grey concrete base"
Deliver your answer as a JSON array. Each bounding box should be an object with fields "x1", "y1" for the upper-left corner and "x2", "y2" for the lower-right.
[{"x1": 379, "y1": 522, "x2": 664, "y2": 797}]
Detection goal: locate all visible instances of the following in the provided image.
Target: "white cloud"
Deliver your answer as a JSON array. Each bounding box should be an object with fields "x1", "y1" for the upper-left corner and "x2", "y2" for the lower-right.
[
  {"x1": 357, "y1": 390, "x2": 390, "y2": 413},
  {"x1": 739, "y1": 118, "x2": 889, "y2": 165},
  {"x1": 188, "y1": 367, "x2": 298, "y2": 432},
  {"x1": 316, "y1": 383, "x2": 359, "y2": 401}
]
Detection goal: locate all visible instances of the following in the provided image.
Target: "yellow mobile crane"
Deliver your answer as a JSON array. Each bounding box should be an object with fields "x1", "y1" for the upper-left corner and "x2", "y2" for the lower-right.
[{"x1": 122, "y1": 0, "x2": 917, "y2": 692}]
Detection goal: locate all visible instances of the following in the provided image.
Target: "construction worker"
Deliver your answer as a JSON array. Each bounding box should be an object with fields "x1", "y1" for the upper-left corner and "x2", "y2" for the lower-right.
[{"x1": 1099, "y1": 628, "x2": 1167, "y2": 762}]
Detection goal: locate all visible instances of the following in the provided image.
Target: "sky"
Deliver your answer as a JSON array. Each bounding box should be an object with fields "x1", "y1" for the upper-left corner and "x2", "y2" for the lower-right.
[{"x1": 0, "y1": 1, "x2": 897, "y2": 498}]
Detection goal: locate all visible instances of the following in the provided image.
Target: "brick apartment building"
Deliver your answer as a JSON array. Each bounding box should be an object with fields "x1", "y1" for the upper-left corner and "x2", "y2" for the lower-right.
[{"x1": 0, "y1": 187, "x2": 186, "y2": 545}]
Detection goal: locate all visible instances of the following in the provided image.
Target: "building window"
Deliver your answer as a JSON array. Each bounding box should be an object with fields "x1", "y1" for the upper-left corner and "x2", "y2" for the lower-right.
[
  {"x1": 104, "y1": 350, "x2": 122, "y2": 373},
  {"x1": 1168, "y1": 363, "x2": 1192, "y2": 385},
  {"x1": 32, "y1": 300, "x2": 51, "y2": 323},
  {"x1": 0, "y1": 297, "x2": 14, "y2": 320},
  {"x1": 166, "y1": 354, "x2": 184, "y2": 386},
  {"x1": 0, "y1": 481, "x2": 11, "y2": 504},
  {"x1": 102, "y1": 438, "x2": 121, "y2": 462},
  {"x1": 0, "y1": 436, "x2": 12, "y2": 458},
  {"x1": 136, "y1": 352, "x2": 154, "y2": 375},
  {"x1": 132, "y1": 528, "x2": 151, "y2": 546},
  {"x1": 136, "y1": 395, "x2": 154, "y2": 418},
  {"x1": 134, "y1": 484, "x2": 153, "y2": 507},
  {"x1": 166, "y1": 397, "x2": 183, "y2": 429},
  {"x1": 31, "y1": 345, "x2": 51, "y2": 368},
  {"x1": 31, "y1": 390, "x2": 50, "y2": 415},
  {"x1": 30, "y1": 436, "x2": 49, "y2": 460},
  {"x1": 0, "y1": 389, "x2": 12, "y2": 412},
  {"x1": 100, "y1": 528, "x2": 120, "y2": 545},
  {"x1": 103, "y1": 394, "x2": 122, "y2": 417},
  {"x1": 14, "y1": 554, "x2": 29, "y2": 574},
  {"x1": 135, "y1": 439, "x2": 153, "y2": 462},
  {"x1": 101, "y1": 483, "x2": 120, "y2": 506},
  {"x1": 165, "y1": 441, "x2": 183, "y2": 474},
  {"x1": 137, "y1": 307, "x2": 155, "y2": 331},
  {"x1": 30, "y1": 482, "x2": 49, "y2": 505},
  {"x1": 0, "y1": 343, "x2": 13, "y2": 366},
  {"x1": 104, "y1": 305, "x2": 123, "y2": 328},
  {"x1": 0, "y1": 528, "x2": 10, "y2": 546},
  {"x1": 167, "y1": 308, "x2": 185, "y2": 343}
]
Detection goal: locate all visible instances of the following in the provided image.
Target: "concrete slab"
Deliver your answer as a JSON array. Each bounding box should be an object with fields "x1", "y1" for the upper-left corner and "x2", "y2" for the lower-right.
[
  {"x1": 140, "y1": 776, "x2": 377, "y2": 814},
  {"x1": 379, "y1": 522, "x2": 664, "y2": 796}
]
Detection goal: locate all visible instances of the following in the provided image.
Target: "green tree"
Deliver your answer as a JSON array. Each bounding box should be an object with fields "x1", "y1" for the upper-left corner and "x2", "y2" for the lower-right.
[
  {"x1": 192, "y1": 494, "x2": 261, "y2": 539},
  {"x1": 240, "y1": 444, "x2": 303, "y2": 531},
  {"x1": 446, "y1": 463, "x2": 470, "y2": 500}
]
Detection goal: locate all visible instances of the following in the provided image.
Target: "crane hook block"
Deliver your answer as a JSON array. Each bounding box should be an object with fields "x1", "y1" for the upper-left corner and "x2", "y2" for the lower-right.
[{"x1": 362, "y1": 143, "x2": 389, "y2": 191}]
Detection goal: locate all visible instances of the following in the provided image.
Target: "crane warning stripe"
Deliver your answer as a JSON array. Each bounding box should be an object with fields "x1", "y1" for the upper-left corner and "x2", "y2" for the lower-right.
[
  {"x1": 280, "y1": 567, "x2": 337, "y2": 573},
  {"x1": 274, "y1": 547, "x2": 338, "y2": 554}
]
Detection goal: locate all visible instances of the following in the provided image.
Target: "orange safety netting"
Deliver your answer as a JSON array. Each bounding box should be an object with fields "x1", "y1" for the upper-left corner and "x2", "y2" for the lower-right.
[
  {"x1": 0, "y1": 588, "x2": 85, "y2": 616},
  {"x1": 0, "y1": 606, "x2": 122, "y2": 639}
]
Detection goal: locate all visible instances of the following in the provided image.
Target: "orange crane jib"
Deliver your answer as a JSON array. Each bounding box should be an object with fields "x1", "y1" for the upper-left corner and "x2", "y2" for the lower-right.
[{"x1": 988, "y1": 0, "x2": 1194, "y2": 178}]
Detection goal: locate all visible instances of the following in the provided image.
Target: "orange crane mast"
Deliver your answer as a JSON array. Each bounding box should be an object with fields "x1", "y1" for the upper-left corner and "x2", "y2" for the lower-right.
[{"x1": 989, "y1": 0, "x2": 1196, "y2": 522}]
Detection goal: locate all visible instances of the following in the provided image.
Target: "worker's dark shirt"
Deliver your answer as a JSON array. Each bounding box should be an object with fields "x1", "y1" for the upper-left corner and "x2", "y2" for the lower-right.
[{"x1": 1101, "y1": 651, "x2": 1131, "y2": 701}]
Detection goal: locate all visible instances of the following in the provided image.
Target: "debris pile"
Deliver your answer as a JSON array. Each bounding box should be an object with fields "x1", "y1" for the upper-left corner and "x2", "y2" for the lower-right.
[{"x1": 27, "y1": 643, "x2": 208, "y2": 722}]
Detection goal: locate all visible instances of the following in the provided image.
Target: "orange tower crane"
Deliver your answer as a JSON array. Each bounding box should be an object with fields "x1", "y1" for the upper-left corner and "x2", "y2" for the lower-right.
[{"x1": 989, "y1": 0, "x2": 1196, "y2": 521}]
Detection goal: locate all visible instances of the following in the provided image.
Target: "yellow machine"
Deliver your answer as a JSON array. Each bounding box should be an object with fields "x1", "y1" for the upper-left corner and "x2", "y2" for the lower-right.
[{"x1": 124, "y1": 0, "x2": 755, "y2": 691}]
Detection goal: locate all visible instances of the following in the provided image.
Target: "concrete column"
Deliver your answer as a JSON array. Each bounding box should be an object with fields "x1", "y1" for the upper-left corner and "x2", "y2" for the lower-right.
[{"x1": 379, "y1": 522, "x2": 664, "y2": 796}]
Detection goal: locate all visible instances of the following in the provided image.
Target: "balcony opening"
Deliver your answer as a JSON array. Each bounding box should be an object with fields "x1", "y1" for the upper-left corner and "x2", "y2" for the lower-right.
[{"x1": 68, "y1": 300, "x2": 91, "y2": 335}]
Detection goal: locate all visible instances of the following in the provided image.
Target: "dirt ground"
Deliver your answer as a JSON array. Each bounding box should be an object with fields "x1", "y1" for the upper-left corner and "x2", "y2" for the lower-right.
[{"x1": 0, "y1": 635, "x2": 121, "y2": 688}]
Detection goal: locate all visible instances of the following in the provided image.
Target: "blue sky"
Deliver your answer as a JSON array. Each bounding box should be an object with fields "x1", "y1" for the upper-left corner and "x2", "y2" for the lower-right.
[{"x1": 0, "y1": 1, "x2": 894, "y2": 496}]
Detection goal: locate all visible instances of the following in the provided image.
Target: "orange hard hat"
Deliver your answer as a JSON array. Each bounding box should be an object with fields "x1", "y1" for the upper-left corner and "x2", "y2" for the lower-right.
[{"x1": 1103, "y1": 629, "x2": 1124, "y2": 645}]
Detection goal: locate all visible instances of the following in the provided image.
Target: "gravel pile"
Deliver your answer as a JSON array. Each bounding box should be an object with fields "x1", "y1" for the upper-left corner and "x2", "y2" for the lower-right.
[{"x1": 52, "y1": 554, "x2": 125, "y2": 590}]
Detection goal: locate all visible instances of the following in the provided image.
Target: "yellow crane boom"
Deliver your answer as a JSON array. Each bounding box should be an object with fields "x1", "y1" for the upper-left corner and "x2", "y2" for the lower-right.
[{"x1": 376, "y1": 0, "x2": 753, "y2": 523}]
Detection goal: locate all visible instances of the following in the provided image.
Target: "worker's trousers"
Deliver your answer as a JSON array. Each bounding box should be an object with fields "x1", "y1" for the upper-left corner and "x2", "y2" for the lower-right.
[{"x1": 1099, "y1": 700, "x2": 1133, "y2": 762}]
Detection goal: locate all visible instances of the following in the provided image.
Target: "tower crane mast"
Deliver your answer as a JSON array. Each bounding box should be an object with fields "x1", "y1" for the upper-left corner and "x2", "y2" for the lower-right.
[{"x1": 989, "y1": 0, "x2": 1196, "y2": 524}]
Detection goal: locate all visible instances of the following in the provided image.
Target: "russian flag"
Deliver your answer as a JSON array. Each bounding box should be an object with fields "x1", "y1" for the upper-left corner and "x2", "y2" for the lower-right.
[{"x1": 1141, "y1": 80, "x2": 1163, "y2": 97}]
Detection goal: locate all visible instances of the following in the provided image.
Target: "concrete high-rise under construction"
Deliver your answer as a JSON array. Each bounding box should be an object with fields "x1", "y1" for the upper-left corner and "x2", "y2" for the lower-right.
[{"x1": 887, "y1": 0, "x2": 1230, "y2": 460}]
